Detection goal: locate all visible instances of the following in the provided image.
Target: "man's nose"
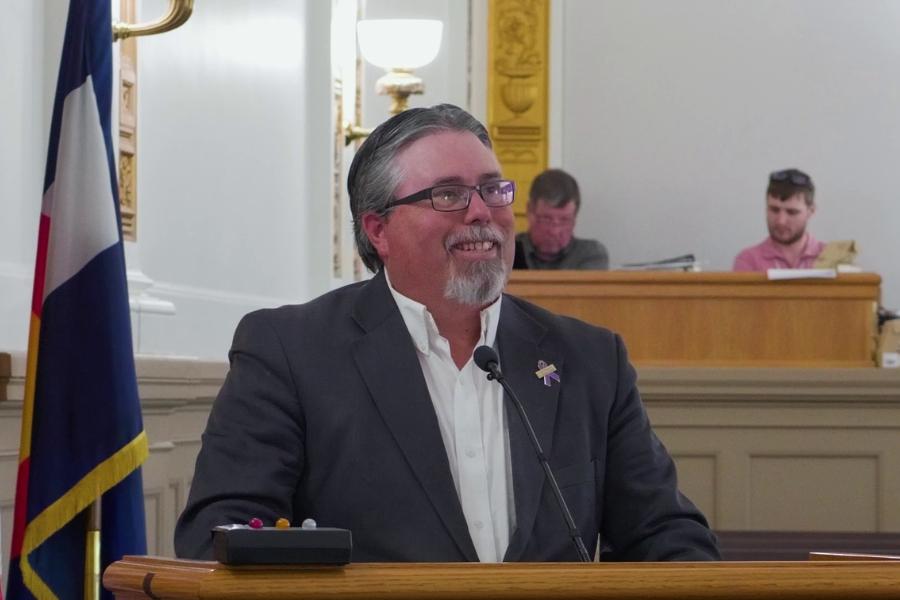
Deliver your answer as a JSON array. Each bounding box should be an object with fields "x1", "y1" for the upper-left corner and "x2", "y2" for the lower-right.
[{"x1": 464, "y1": 190, "x2": 492, "y2": 223}]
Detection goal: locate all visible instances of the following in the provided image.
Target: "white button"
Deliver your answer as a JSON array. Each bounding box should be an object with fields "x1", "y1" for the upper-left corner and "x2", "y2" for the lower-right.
[
  {"x1": 466, "y1": 448, "x2": 476, "y2": 458},
  {"x1": 474, "y1": 520, "x2": 484, "y2": 529}
]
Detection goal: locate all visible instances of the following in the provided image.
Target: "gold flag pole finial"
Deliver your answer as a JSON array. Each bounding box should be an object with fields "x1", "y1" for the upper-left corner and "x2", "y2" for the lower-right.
[{"x1": 113, "y1": 0, "x2": 194, "y2": 42}]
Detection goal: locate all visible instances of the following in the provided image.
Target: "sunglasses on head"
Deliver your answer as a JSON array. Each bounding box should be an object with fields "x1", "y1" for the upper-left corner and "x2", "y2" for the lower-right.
[{"x1": 769, "y1": 170, "x2": 811, "y2": 187}]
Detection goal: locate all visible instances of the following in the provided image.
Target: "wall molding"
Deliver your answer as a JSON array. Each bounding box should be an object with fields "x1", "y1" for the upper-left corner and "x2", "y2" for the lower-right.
[
  {"x1": 149, "y1": 280, "x2": 298, "y2": 310},
  {"x1": 640, "y1": 367, "x2": 900, "y2": 404},
  {"x1": 128, "y1": 268, "x2": 176, "y2": 316},
  {"x1": 3, "y1": 354, "x2": 898, "y2": 407},
  {"x1": 0, "y1": 352, "x2": 225, "y2": 409}
]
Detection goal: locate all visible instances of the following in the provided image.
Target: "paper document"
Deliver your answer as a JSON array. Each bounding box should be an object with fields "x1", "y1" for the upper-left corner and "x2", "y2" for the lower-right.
[
  {"x1": 836, "y1": 264, "x2": 863, "y2": 273},
  {"x1": 620, "y1": 254, "x2": 698, "y2": 271},
  {"x1": 766, "y1": 268, "x2": 837, "y2": 280}
]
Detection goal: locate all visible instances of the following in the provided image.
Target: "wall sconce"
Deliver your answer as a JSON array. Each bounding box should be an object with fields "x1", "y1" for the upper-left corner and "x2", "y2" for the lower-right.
[
  {"x1": 113, "y1": 0, "x2": 193, "y2": 41},
  {"x1": 345, "y1": 19, "x2": 443, "y2": 145}
]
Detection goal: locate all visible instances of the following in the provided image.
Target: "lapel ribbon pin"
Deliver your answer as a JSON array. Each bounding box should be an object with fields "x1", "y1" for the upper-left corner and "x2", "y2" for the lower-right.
[{"x1": 535, "y1": 360, "x2": 561, "y2": 387}]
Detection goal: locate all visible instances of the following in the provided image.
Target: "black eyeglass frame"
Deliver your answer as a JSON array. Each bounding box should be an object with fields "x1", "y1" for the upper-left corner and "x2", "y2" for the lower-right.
[{"x1": 387, "y1": 179, "x2": 517, "y2": 213}]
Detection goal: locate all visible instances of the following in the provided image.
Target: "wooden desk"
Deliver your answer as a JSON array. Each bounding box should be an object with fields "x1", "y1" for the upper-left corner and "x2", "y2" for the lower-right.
[
  {"x1": 506, "y1": 271, "x2": 881, "y2": 367},
  {"x1": 811, "y1": 552, "x2": 900, "y2": 561},
  {"x1": 105, "y1": 556, "x2": 900, "y2": 599},
  {"x1": 718, "y1": 531, "x2": 900, "y2": 561}
]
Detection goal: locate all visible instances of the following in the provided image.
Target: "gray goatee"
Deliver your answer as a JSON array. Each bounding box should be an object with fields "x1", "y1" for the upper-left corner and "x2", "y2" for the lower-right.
[{"x1": 444, "y1": 224, "x2": 510, "y2": 306}]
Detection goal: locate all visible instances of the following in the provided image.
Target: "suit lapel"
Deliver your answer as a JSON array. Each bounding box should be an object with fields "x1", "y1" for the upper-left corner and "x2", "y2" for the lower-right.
[
  {"x1": 498, "y1": 297, "x2": 562, "y2": 562},
  {"x1": 351, "y1": 272, "x2": 478, "y2": 561}
]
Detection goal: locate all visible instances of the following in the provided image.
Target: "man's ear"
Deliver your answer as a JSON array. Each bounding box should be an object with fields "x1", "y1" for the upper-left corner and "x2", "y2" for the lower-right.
[{"x1": 362, "y1": 212, "x2": 389, "y2": 258}]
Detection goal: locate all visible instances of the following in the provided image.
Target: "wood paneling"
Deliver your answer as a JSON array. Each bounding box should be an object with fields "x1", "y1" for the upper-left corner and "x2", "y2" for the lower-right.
[
  {"x1": 0, "y1": 354, "x2": 223, "y2": 570},
  {"x1": 642, "y1": 367, "x2": 900, "y2": 531},
  {"x1": 506, "y1": 271, "x2": 881, "y2": 367},
  {"x1": 749, "y1": 455, "x2": 878, "y2": 531}
]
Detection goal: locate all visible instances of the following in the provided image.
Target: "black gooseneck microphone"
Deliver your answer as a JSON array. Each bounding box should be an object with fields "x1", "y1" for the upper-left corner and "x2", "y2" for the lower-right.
[{"x1": 473, "y1": 345, "x2": 591, "y2": 563}]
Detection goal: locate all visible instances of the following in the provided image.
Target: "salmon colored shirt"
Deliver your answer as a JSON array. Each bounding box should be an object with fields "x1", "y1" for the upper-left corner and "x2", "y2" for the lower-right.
[{"x1": 732, "y1": 234, "x2": 826, "y2": 272}]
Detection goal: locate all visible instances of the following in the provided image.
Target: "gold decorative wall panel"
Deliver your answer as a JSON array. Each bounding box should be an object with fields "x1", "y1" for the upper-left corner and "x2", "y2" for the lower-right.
[
  {"x1": 118, "y1": 0, "x2": 138, "y2": 240},
  {"x1": 487, "y1": 0, "x2": 549, "y2": 231}
]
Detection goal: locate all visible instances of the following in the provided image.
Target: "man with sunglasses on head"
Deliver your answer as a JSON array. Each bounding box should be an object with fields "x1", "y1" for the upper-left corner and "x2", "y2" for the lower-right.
[
  {"x1": 514, "y1": 168, "x2": 609, "y2": 270},
  {"x1": 733, "y1": 168, "x2": 825, "y2": 271},
  {"x1": 175, "y1": 104, "x2": 718, "y2": 563}
]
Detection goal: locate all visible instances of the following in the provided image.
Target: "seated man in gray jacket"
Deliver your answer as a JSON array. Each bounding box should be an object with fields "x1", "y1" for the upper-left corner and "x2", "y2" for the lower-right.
[{"x1": 514, "y1": 168, "x2": 609, "y2": 270}]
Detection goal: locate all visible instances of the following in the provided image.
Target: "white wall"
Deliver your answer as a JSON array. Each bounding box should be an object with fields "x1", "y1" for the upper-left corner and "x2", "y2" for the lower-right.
[
  {"x1": 556, "y1": 0, "x2": 900, "y2": 310},
  {"x1": 0, "y1": 1, "x2": 335, "y2": 360},
  {"x1": 5, "y1": 0, "x2": 898, "y2": 361},
  {"x1": 132, "y1": 0, "x2": 334, "y2": 358},
  {"x1": 0, "y1": 1, "x2": 58, "y2": 353}
]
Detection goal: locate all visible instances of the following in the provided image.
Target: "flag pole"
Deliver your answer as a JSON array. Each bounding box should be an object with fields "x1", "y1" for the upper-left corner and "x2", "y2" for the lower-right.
[{"x1": 84, "y1": 500, "x2": 101, "y2": 600}]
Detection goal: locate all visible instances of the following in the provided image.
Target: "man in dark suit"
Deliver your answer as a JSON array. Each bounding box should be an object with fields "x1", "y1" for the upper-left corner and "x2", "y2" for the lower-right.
[{"x1": 175, "y1": 105, "x2": 719, "y2": 562}]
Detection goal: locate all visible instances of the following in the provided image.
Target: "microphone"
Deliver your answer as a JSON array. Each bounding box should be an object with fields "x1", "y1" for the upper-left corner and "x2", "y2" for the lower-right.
[{"x1": 473, "y1": 345, "x2": 591, "y2": 562}]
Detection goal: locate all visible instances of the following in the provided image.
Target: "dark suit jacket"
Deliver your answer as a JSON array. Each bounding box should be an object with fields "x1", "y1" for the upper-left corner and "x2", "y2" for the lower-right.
[{"x1": 175, "y1": 271, "x2": 718, "y2": 561}]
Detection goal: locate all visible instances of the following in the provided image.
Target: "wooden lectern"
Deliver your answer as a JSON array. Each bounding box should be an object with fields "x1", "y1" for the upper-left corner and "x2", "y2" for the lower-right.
[
  {"x1": 104, "y1": 556, "x2": 900, "y2": 599},
  {"x1": 506, "y1": 271, "x2": 880, "y2": 367}
]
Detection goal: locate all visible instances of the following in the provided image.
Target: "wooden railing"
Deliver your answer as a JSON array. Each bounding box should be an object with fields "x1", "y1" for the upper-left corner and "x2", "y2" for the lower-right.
[{"x1": 105, "y1": 556, "x2": 900, "y2": 599}]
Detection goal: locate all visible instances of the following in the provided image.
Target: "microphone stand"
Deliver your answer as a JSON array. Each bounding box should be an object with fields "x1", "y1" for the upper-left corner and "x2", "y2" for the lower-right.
[{"x1": 483, "y1": 359, "x2": 591, "y2": 563}]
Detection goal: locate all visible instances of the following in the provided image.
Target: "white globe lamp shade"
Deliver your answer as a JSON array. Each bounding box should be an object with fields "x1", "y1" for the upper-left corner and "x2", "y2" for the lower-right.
[{"x1": 357, "y1": 19, "x2": 443, "y2": 71}]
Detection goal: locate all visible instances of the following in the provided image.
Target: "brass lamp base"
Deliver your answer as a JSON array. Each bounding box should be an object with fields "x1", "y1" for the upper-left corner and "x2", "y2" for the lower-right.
[{"x1": 376, "y1": 69, "x2": 425, "y2": 115}]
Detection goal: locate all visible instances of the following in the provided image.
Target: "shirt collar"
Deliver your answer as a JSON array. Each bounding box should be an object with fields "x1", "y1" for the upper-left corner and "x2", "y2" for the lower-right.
[{"x1": 384, "y1": 268, "x2": 502, "y2": 357}]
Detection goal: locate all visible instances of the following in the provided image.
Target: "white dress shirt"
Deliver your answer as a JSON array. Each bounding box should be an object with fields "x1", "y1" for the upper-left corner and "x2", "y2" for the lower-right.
[{"x1": 386, "y1": 272, "x2": 515, "y2": 562}]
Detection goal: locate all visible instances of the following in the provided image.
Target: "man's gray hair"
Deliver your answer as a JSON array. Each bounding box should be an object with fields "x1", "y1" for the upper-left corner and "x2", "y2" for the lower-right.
[
  {"x1": 528, "y1": 168, "x2": 581, "y2": 211},
  {"x1": 347, "y1": 104, "x2": 492, "y2": 272}
]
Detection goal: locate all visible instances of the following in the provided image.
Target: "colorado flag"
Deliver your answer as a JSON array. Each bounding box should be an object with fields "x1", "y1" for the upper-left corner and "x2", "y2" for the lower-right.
[{"x1": 6, "y1": 0, "x2": 149, "y2": 598}]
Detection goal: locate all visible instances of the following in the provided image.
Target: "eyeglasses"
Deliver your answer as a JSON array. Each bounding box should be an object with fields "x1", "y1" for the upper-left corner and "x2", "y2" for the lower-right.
[
  {"x1": 533, "y1": 215, "x2": 575, "y2": 228},
  {"x1": 769, "y1": 170, "x2": 811, "y2": 186},
  {"x1": 389, "y1": 179, "x2": 516, "y2": 212}
]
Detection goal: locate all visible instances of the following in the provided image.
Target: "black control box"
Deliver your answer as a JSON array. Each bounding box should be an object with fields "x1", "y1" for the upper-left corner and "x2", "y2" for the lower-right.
[{"x1": 212, "y1": 525, "x2": 352, "y2": 565}]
